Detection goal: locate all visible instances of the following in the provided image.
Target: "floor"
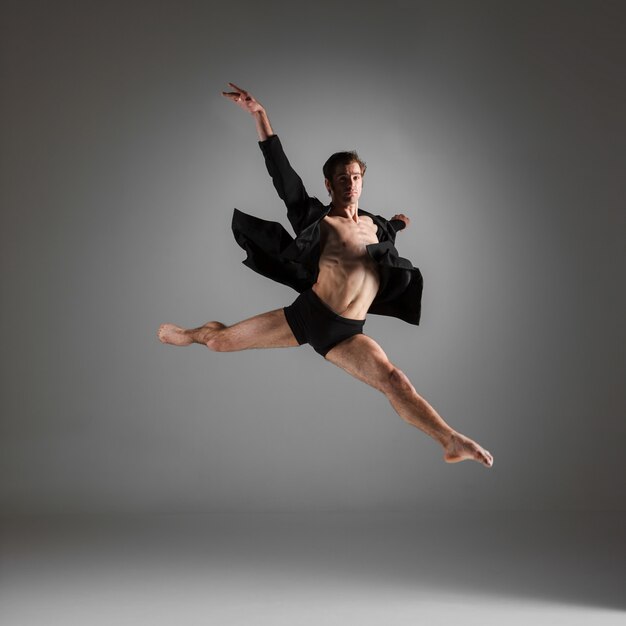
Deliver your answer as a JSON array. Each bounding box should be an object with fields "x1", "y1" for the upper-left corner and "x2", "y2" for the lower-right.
[{"x1": 1, "y1": 511, "x2": 624, "y2": 625}]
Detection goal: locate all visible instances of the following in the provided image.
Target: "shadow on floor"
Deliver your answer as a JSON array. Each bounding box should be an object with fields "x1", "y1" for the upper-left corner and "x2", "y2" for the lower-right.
[{"x1": 2, "y1": 511, "x2": 624, "y2": 613}]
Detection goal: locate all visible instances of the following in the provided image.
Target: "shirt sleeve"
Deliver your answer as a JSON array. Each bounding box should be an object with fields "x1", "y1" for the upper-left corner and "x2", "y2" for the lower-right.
[
  {"x1": 389, "y1": 218, "x2": 407, "y2": 233},
  {"x1": 259, "y1": 135, "x2": 321, "y2": 235}
]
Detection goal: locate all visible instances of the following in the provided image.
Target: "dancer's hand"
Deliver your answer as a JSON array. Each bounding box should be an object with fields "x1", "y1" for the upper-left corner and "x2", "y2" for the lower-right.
[{"x1": 222, "y1": 83, "x2": 265, "y2": 115}]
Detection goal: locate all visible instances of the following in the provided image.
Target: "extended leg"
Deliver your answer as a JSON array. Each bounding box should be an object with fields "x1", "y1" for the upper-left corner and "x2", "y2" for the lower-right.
[
  {"x1": 158, "y1": 308, "x2": 299, "y2": 351},
  {"x1": 325, "y1": 334, "x2": 493, "y2": 467}
]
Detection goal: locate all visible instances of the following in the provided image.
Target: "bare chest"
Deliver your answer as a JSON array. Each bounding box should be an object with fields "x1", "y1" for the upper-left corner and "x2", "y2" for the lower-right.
[{"x1": 320, "y1": 215, "x2": 379, "y2": 259}]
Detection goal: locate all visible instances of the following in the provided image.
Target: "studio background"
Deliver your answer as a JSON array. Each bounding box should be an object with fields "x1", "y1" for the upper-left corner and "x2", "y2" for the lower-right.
[{"x1": 1, "y1": 0, "x2": 624, "y2": 516}]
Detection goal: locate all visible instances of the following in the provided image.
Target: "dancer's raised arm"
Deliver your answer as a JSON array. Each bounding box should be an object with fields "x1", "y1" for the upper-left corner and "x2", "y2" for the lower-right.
[
  {"x1": 223, "y1": 82, "x2": 315, "y2": 233},
  {"x1": 222, "y1": 82, "x2": 274, "y2": 141}
]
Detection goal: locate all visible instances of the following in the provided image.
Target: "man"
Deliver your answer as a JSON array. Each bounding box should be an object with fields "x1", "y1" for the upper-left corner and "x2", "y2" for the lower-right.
[{"x1": 158, "y1": 83, "x2": 493, "y2": 468}]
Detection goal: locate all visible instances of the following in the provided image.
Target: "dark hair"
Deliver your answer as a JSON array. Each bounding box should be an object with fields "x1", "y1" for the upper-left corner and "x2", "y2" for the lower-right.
[{"x1": 322, "y1": 151, "x2": 367, "y2": 181}]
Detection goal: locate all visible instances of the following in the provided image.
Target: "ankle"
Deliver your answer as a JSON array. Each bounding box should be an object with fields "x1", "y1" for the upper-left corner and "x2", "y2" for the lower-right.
[
  {"x1": 196, "y1": 322, "x2": 226, "y2": 345},
  {"x1": 438, "y1": 428, "x2": 457, "y2": 448}
]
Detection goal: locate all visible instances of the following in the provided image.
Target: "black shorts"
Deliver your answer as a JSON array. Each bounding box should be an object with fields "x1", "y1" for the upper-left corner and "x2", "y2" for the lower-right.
[{"x1": 283, "y1": 289, "x2": 365, "y2": 357}]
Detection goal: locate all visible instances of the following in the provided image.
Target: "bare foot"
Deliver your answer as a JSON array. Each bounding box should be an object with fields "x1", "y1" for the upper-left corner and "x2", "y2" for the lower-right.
[
  {"x1": 443, "y1": 432, "x2": 493, "y2": 468},
  {"x1": 158, "y1": 321, "x2": 226, "y2": 346},
  {"x1": 157, "y1": 323, "x2": 193, "y2": 346}
]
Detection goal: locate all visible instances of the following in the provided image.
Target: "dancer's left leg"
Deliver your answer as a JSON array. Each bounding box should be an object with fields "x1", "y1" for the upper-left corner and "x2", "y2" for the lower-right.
[{"x1": 324, "y1": 334, "x2": 493, "y2": 467}]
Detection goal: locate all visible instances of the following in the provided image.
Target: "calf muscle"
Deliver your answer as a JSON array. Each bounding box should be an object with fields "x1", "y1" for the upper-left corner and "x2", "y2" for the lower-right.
[{"x1": 325, "y1": 335, "x2": 495, "y2": 468}]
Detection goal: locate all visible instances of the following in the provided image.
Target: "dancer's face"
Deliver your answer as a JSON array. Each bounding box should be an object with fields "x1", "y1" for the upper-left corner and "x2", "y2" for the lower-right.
[{"x1": 325, "y1": 162, "x2": 363, "y2": 206}]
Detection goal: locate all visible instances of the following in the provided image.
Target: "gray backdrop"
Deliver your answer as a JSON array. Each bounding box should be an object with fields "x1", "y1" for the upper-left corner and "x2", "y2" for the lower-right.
[{"x1": 1, "y1": 0, "x2": 624, "y2": 515}]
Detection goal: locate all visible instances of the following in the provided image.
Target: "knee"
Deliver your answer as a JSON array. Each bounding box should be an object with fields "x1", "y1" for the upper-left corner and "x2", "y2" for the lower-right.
[{"x1": 385, "y1": 366, "x2": 413, "y2": 396}]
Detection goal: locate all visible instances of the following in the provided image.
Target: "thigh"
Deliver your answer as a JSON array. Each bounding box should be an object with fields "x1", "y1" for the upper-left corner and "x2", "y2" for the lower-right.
[
  {"x1": 324, "y1": 334, "x2": 395, "y2": 392},
  {"x1": 223, "y1": 308, "x2": 300, "y2": 350}
]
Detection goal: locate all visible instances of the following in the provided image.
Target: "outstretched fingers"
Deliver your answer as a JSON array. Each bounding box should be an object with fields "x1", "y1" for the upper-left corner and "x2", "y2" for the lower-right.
[
  {"x1": 222, "y1": 82, "x2": 264, "y2": 114},
  {"x1": 222, "y1": 82, "x2": 248, "y2": 101},
  {"x1": 227, "y1": 82, "x2": 247, "y2": 94}
]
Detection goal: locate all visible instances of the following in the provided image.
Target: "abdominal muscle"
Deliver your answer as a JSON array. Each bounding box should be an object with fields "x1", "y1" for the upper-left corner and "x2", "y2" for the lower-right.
[{"x1": 311, "y1": 215, "x2": 381, "y2": 320}]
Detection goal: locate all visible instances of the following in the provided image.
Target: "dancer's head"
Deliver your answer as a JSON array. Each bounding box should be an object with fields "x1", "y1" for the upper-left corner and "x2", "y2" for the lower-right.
[{"x1": 323, "y1": 151, "x2": 366, "y2": 204}]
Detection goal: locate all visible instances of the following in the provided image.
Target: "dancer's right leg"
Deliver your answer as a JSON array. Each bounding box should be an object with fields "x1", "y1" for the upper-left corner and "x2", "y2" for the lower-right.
[{"x1": 157, "y1": 309, "x2": 299, "y2": 351}]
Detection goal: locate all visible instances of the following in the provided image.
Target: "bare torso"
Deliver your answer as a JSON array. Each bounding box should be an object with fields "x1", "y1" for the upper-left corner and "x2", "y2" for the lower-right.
[{"x1": 312, "y1": 213, "x2": 380, "y2": 319}]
